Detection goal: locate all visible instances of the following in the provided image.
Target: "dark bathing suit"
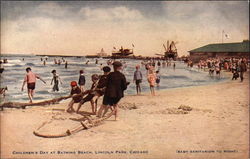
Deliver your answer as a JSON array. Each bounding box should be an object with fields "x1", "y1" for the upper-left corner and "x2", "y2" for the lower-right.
[{"x1": 27, "y1": 83, "x2": 35, "y2": 90}]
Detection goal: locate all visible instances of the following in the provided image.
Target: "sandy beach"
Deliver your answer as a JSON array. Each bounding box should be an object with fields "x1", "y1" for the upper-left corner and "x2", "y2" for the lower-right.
[{"x1": 0, "y1": 72, "x2": 249, "y2": 159}]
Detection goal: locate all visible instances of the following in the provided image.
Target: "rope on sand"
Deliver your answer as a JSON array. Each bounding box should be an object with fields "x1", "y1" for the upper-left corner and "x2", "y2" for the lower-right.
[{"x1": 33, "y1": 111, "x2": 114, "y2": 138}]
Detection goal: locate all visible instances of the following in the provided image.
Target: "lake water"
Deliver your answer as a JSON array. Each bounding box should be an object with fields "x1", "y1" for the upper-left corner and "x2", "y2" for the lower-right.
[{"x1": 0, "y1": 54, "x2": 228, "y2": 103}]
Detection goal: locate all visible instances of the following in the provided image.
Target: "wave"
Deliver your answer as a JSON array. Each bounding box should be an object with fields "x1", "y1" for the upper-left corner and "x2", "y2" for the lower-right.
[
  {"x1": 26, "y1": 63, "x2": 35, "y2": 66},
  {"x1": 162, "y1": 75, "x2": 190, "y2": 80},
  {"x1": 5, "y1": 59, "x2": 22, "y2": 63},
  {"x1": 3, "y1": 63, "x2": 25, "y2": 67}
]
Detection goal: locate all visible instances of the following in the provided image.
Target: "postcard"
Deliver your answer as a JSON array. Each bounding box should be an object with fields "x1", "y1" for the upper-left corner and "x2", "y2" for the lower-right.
[{"x1": 0, "y1": 1, "x2": 249, "y2": 159}]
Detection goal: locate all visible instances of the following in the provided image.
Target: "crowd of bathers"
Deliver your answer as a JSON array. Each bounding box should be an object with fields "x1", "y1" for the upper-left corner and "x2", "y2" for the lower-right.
[{"x1": 193, "y1": 57, "x2": 248, "y2": 81}]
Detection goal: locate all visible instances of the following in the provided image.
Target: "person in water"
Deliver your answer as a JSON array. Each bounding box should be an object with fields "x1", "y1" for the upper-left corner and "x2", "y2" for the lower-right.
[
  {"x1": 133, "y1": 65, "x2": 143, "y2": 95},
  {"x1": 155, "y1": 70, "x2": 161, "y2": 87},
  {"x1": 147, "y1": 67, "x2": 156, "y2": 96},
  {"x1": 51, "y1": 70, "x2": 62, "y2": 92},
  {"x1": 78, "y1": 70, "x2": 86, "y2": 92},
  {"x1": 97, "y1": 61, "x2": 128, "y2": 120},
  {"x1": 21, "y1": 67, "x2": 46, "y2": 103}
]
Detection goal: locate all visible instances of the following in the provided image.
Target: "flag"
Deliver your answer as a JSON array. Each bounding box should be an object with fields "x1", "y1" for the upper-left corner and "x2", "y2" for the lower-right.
[
  {"x1": 222, "y1": 30, "x2": 229, "y2": 38},
  {"x1": 132, "y1": 44, "x2": 135, "y2": 47}
]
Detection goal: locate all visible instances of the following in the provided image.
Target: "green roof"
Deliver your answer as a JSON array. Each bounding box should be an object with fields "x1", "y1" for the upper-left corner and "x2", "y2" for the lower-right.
[{"x1": 189, "y1": 40, "x2": 249, "y2": 53}]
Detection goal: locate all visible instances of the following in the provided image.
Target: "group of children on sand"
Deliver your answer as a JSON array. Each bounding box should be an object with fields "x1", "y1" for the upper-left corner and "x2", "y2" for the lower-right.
[{"x1": 65, "y1": 61, "x2": 128, "y2": 120}]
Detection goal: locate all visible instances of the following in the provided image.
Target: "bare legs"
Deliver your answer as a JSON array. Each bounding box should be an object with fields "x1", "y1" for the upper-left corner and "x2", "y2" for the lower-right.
[
  {"x1": 28, "y1": 89, "x2": 34, "y2": 103},
  {"x1": 136, "y1": 84, "x2": 141, "y2": 95},
  {"x1": 80, "y1": 85, "x2": 85, "y2": 92},
  {"x1": 66, "y1": 100, "x2": 75, "y2": 112},
  {"x1": 150, "y1": 86, "x2": 155, "y2": 96},
  {"x1": 97, "y1": 104, "x2": 117, "y2": 120}
]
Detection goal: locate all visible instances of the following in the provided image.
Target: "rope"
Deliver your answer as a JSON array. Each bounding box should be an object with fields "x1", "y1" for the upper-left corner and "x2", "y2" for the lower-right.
[{"x1": 33, "y1": 111, "x2": 114, "y2": 138}]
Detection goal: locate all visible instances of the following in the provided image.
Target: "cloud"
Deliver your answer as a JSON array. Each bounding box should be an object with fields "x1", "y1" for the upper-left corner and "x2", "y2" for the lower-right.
[
  {"x1": 79, "y1": 6, "x2": 143, "y2": 21},
  {"x1": 1, "y1": 1, "x2": 249, "y2": 56}
]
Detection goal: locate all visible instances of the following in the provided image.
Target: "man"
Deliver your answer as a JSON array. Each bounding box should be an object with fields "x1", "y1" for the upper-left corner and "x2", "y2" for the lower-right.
[
  {"x1": 97, "y1": 61, "x2": 128, "y2": 120},
  {"x1": 21, "y1": 67, "x2": 46, "y2": 103}
]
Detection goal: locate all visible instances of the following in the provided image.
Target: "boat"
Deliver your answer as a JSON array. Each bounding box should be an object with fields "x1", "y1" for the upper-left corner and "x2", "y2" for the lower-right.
[
  {"x1": 111, "y1": 46, "x2": 134, "y2": 58},
  {"x1": 85, "y1": 48, "x2": 108, "y2": 58}
]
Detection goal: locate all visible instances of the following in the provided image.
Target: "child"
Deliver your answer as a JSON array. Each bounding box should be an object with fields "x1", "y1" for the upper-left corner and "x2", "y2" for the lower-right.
[
  {"x1": 155, "y1": 70, "x2": 160, "y2": 87},
  {"x1": 78, "y1": 70, "x2": 86, "y2": 92},
  {"x1": 147, "y1": 67, "x2": 156, "y2": 96},
  {"x1": 66, "y1": 81, "x2": 82, "y2": 113},
  {"x1": 21, "y1": 67, "x2": 46, "y2": 103},
  {"x1": 0, "y1": 86, "x2": 7, "y2": 97},
  {"x1": 51, "y1": 70, "x2": 62, "y2": 92},
  {"x1": 76, "y1": 74, "x2": 99, "y2": 114},
  {"x1": 76, "y1": 66, "x2": 111, "y2": 114},
  {"x1": 133, "y1": 65, "x2": 143, "y2": 95},
  {"x1": 97, "y1": 61, "x2": 128, "y2": 120}
]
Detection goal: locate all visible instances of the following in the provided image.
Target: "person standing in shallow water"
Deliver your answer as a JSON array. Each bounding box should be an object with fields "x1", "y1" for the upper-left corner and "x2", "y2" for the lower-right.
[
  {"x1": 97, "y1": 61, "x2": 128, "y2": 120},
  {"x1": 21, "y1": 67, "x2": 46, "y2": 103},
  {"x1": 78, "y1": 70, "x2": 86, "y2": 92},
  {"x1": 51, "y1": 70, "x2": 62, "y2": 92},
  {"x1": 133, "y1": 65, "x2": 142, "y2": 95},
  {"x1": 65, "y1": 61, "x2": 68, "y2": 69},
  {"x1": 239, "y1": 59, "x2": 247, "y2": 82},
  {"x1": 147, "y1": 67, "x2": 156, "y2": 96}
]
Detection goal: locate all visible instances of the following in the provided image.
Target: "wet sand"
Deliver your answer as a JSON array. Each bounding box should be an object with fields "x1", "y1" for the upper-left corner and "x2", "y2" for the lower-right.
[{"x1": 1, "y1": 72, "x2": 249, "y2": 159}]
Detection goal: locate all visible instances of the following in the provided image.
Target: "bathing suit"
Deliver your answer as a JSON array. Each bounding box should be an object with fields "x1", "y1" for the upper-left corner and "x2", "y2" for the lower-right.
[{"x1": 27, "y1": 83, "x2": 35, "y2": 90}]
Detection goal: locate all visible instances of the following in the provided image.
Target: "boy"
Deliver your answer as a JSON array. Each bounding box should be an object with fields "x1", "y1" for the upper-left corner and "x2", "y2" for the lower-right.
[
  {"x1": 76, "y1": 74, "x2": 99, "y2": 114},
  {"x1": 76, "y1": 66, "x2": 111, "y2": 114},
  {"x1": 97, "y1": 61, "x2": 128, "y2": 120},
  {"x1": 133, "y1": 65, "x2": 143, "y2": 95},
  {"x1": 21, "y1": 67, "x2": 46, "y2": 103},
  {"x1": 51, "y1": 70, "x2": 62, "y2": 92},
  {"x1": 78, "y1": 70, "x2": 86, "y2": 92},
  {"x1": 66, "y1": 81, "x2": 82, "y2": 113}
]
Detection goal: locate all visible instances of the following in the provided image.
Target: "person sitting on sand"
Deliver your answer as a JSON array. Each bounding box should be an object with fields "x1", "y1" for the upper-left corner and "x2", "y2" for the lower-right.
[
  {"x1": 76, "y1": 66, "x2": 111, "y2": 114},
  {"x1": 78, "y1": 70, "x2": 86, "y2": 92},
  {"x1": 51, "y1": 70, "x2": 62, "y2": 92},
  {"x1": 133, "y1": 65, "x2": 143, "y2": 95},
  {"x1": 66, "y1": 81, "x2": 82, "y2": 113},
  {"x1": 21, "y1": 67, "x2": 46, "y2": 103},
  {"x1": 147, "y1": 67, "x2": 156, "y2": 96},
  {"x1": 97, "y1": 61, "x2": 128, "y2": 120}
]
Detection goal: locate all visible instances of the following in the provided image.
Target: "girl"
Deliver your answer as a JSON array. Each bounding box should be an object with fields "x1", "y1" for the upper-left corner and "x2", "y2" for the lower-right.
[{"x1": 147, "y1": 67, "x2": 156, "y2": 96}]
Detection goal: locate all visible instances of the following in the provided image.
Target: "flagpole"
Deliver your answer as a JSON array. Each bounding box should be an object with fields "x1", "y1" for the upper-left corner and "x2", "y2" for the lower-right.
[{"x1": 222, "y1": 30, "x2": 224, "y2": 43}]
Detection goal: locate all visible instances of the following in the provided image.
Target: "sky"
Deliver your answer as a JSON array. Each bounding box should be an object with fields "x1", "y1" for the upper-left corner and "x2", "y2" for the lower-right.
[{"x1": 1, "y1": 1, "x2": 249, "y2": 56}]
